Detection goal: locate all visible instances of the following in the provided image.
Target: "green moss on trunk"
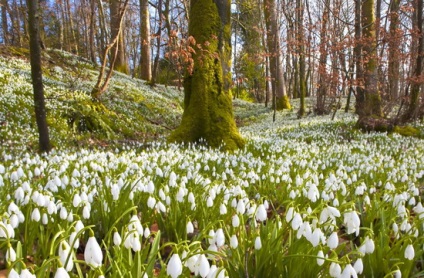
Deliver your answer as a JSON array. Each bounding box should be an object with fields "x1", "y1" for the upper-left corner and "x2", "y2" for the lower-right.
[
  {"x1": 168, "y1": 0, "x2": 245, "y2": 150},
  {"x1": 275, "y1": 95, "x2": 291, "y2": 110}
]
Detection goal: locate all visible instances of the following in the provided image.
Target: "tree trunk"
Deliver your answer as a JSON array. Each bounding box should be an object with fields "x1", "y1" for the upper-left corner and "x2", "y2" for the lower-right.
[
  {"x1": 168, "y1": 0, "x2": 245, "y2": 150},
  {"x1": 26, "y1": 0, "x2": 51, "y2": 153},
  {"x1": 387, "y1": 0, "x2": 401, "y2": 100},
  {"x1": 89, "y1": 0, "x2": 97, "y2": 63},
  {"x1": 297, "y1": 0, "x2": 306, "y2": 117},
  {"x1": 315, "y1": 0, "x2": 329, "y2": 115},
  {"x1": 110, "y1": 0, "x2": 129, "y2": 74},
  {"x1": 140, "y1": 0, "x2": 152, "y2": 81},
  {"x1": 361, "y1": 0, "x2": 382, "y2": 118},
  {"x1": 1, "y1": 0, "x2": 9, "y2": 44},
  {"x1": 402, "y1": 0, "x2": 423, "y2": 121},
  {"x1": 263, "y1": 0, "x2": 290, "y2": 110},
  {"x1": 354, "y1": 0, "x2": 365, "y2": 116}
]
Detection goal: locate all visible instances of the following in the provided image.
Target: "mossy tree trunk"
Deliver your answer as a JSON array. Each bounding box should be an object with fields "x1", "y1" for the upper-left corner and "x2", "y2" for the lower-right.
[
  {"x1": 27, "y1": 0, "x2": 51, "y2": 153},
  {"x1": 263, "y1": 0, "x2": 290, "y2": 110},
  {"x1": 297, "y1": 0, "x2": 306, "y2": 117},
  {"x1": 315, "y1": 0, "x2": 329, "y2": 115},
  {"x1": 110, "y1": 0, "x2": 129, "y2": 74},
  {"x1": 359, "y1": 0, "x2": 382, "y2": 119},
  {"x1": 139, "y1": 0, "x2": 152, "y2": 81},
  {"x1": 387, "y1": 0, "x2": 401, "y2": 101},
  {"x1": 168, "y1": 0, "x2": 245, "y2": 150}
]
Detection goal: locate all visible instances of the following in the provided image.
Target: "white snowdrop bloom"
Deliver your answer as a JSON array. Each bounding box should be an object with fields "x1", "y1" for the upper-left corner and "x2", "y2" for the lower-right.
[
  {"x1": 307, "y1": 184, "x2": 319, "y2": 202},
  {"x1": 72, "y1": 194, "x2": 81, "y2": 207},
  {"x1": 289, "y1": 190, "x2": 297, "y2": 199},
  {"x1": 156, "y1": 167, "x2": 163, "y2": 177},
  {"x1": 329, "y1": 262, "x2": 342, "y2": 277},
  {"x1": 34, "y1": 167, "x2": 41, "y2": 176},
  {"x1": 208, "y1": 243, "x2": 218, "y2": 254},
  {"x1": 341, "y1": 264, "x2": 357, "y2": 278},
  {"x1": 167, "y1": 254, "x2": 183, "y2": 278},
  {"x1": 113, "y1": 231, "x2": 122, "y2": 246},
  {"x1": 187, "y1": 221, "x2": 194, "y2": 234},
  {"x1": 188, "y1": 192, "x2": 195, "y2": 204},
  {"x1": 310, "y1": 228, "x2": 323, "y2": 247},
  {"x1": 58, "y1": 241, "x2": 74, "y2": 272},
  {"x1": 31, "y1": 208, "x2": 41, "y2": 222},
  {"x1": 255, "y1": 204, "x2": 267, "y2": 222},
  {"x1": 286, "y1": 207, "x2": 294, "y2": 223},
  {"x1": 333, "y1": 198, "x2": 339, "y2": 207},
  {"x1": 254, "y1": 236, "x2": 262, "y2": 250},
  {"x1": 10, "y1": 171, "x2": 18, "y2": 182},
  {"x1": 129, "y1": 215, "x2": 143, "y2": 234},
  {"x1": 144, "y1": 227, "x2": 151, "y2": 238},
  {"x1": 147, "y1": 196, "x2": 156, "y2": 209},
  {"x1": 111, "y1": 184, "x2": 120, "y2": 201},
  {"x1": 327, "y1": 232, "x2": 339, "y2": 249},
  {"x1": 208, "y1": 230, "x2": 216, "y2": 245},
  {"x1": 146, "y1": 181, "x2": 155, "y2": 194},
  {"x1": 232, "y1": 214, "x2": 240, "y2": 228},
  {"x1": 291, "y1": 213, "x2": 303, "y2": 231},
  {"x1": 54, "y1": 267, "x2": 70, "y2": 278},
  {"x1": 84, "y1": 236, "x2": 103, "y2": 268},
  {"x1": 236, "y1": 199, "x2": 246, "y2": 214},
  {"x1": 230, "y1": 234, "x2": 238, "y2": 249},
  {"x1": 186, "y1": 254, "x2": 200, "y2": 273},
  {"x1": 393, "y1": 269, "x2": 402, "y2": 278},
  {"x1": 8, "y1": 269, "x2": 19, "y2": 278},
  {"x1": 131, "y1": 234, "x2": 142, "y2": 252},
  {"x1": 14, "y1": 187, "x2": 25, "y2": 203},
  {"x1": 60, "y1": 207, "x2": 68, "y2": 220},
  {"x1": 69, "y1": 231, "x2": 80, "y2": 249},
  {"x1": 198, "y1": 254, "x2": 211, "y2": 278},
  {"x1": 207, "y1": 196, "x2": 213, "y2": 207},
  {"x1": 47, "y1": 201, "x2": 57, "y2": 215},
  {"x1": 67, "y1": 212, "x2": 74, "y2": 223},
  {"x1": 75, "y1": 220, "x2": 84, "y2": 234},
  {"x1": 413, "y1": 203, "x2": 424, "y2": 218},
  {"x1": 20, "y1": 269, "x2": 36, "y2": 278},
  {"x1": 219, "y1": 203, "x2": 227, "y2": 215},
  {"x1": 6, "y1": 245, "x2": 16, "y2": 262},
  {"x1": 343, "y1": 211, "x2": 360, "y2": 236},
  {"x1": 231, "y1": 198, "x2": 237, "y2": 208},
  {"x1": 316, "y1": 250, "x2": 325, "y2": 266},
  {"x1": 405, "y1": 244, "x2": 415, "y2": 260},
  {"x1": 408, "y1": 197, "x2": 416, "y2": 206},
  {"x1": 9, "y1": 214, "x2": 18, "y2": 228},
  {"x1": 353, "y1": 258, "x2": 363, "y2": 274},
  {"x1": 156, "y1": 201, "x2": 167, "y2": 212},
  {"x1": 169, "y1": 172, "x2": 177, "y2": 187},
  {"x1": 42, "y1": 213, "x2": 49, "y2": 225},
  {"x1": 215, "y1": 228, "x2": 225, "y2": 247}
]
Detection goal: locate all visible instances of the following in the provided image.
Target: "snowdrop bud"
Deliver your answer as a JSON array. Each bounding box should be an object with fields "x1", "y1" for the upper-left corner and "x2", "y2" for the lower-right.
[
  {"x1": 353, "y1": 258, "x2": 363, "y2": 274},
  {"x1": 60, "y1": 207, "x2": 68, "y2": 220},
  {"x1": 42, "y1": 213, "x2": 49, "y2": 225},
  {"x1": 286, "y1": 207, "x2": 294, "y2": 222},
  {"x1": 219, "y1": 203, "x2": 227, "y2": 215},
  {"x1": 341, "y1": 264, "x2": 357, "y2": 278},
  {"x1": 84, "y1": 233, "x2": 103, "y2": 268},
  {"x1": 230, "y1": 234, "x2": 238, "y2": 249},
  {"x1": 75, "y1": 220, "x2": 84, "y2": 234},
  {"x1": 144, "y1": 227, "x2": 150, "y2": 238},
  {"x1": 329, "y1": 262, "x2": 342, "y2": 277},
  {"x1": 215, "y1": 228, "x2": 225, "y2": 248},
  {"x1": 69, "y1": 231, "x2": 79, "y2": 249},
  {"x1": 72, "y1": 194, "x2": 81, "y2": 207},
  {"x1": 365, "y1": 237, "x2": 375, "y2": 254},
  {"x1": 67, "y1": 211, "x2": 74, "y2": 222},
  {"x1": 167, "y1": 254, "x2": 183, "y2": 278},
  {"x1": 9, "y1": 214, "x2": 18, "y2": 228},
  {"x1": 187, "y1": 221, "x2": 194, "y2": 234},
  {"x1": 405, "y1": 244, "x2": 415, "y2": 260},
  {"x1": 147, "y1": 196, "x2": 156, "y2": 209},
  {"x1": 8, "y1": 269, "x2": 19, "y2": 278},
  {"x1": 208, "y1": 230, "x2": 216, "y2": 245},
  {"x1": 317, "y1": 250, "x2": 324, "y2": 266},
  {"x1": 232, "y1": 214, "x2": 240, "y2": 228},
  {"x1": 113, "y1": 231, "x2": 122, "y2": 246},
  {"x1": 20, "y1": 269, "x2": 36, "y2": 278},
  {"x1": 291, "y1": 213, "x2": 303, "y2": 230},
  {"x1": 6, "y1": 244, "x2": 16, "y2": 262},
  {"x1": 54, "y1": 267, "x2": 70, "y2": 278},
  {"x1": 327, "y1": 232, "x2": 339, "y2": 249},
  {"x1": 198, "y1": 254, "x2": 210, "y2": 278},
  {"x1": 236, "y1": 200, "x2": 246, "y2": 214},
  {"x1": 206, "y1": 196, "x2": 213, "y2": 207},
  {"x1": 254, "y1": 236, "x2": 262, "y2": 250},
  {"x1": 393, "y1": 269, "x2": 402, "y2": 278},
  {"x1": 59, "y1": 241, "x2": 74, "y2": 272},
  {"x1": 131, "y1": 234, "x2": 142, "y2": 252},
  {"x1": 255, "y1": 204, "x2": 267, "y2": 222},
  {"x1": 31, "y1": 208, "x2": 41, "y2": 222},
  {"x1": 83, "y1": 206, "x2": 90, "y2": 219}
]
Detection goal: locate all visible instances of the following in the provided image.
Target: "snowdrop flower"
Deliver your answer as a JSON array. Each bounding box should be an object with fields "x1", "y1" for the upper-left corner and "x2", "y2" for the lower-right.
[
  {"x1": 75, "y1": 220, "x2": 84, "y2": 234},
  {"x1": 144, "y1": 227, "x2": 150, "y2": 238},
  {"x1": 232, "y1": 215, "x2": 240, "y2": 228},
  {"x1": 230, "y1": 234, "x2": 238, "y2": 248},
  {"x1": 341, "y1": 264, "x2": 357, "y2": 278},
  {"x1": 20, "y1": 269, "x2": 36, "y2": 278},
  {"x1": 405, "y1": 244, "x2": 415, "y2": 260},
  {"x1": 291, "y1": 213, "x2": 303, "y2": 230},
  {"x1": 8, "y1": 269, "x2": 19, "y2": 278},
  {"x1": 316, "y1": 250, "x2": 325, "y2": 266},
  {"x1": 286, "y1": 207, "x2": 295, "y2": 222},
  {"x1": 208, "y1": 230, "x2": 216, "y2": 245},
  {"x1": 393, "y1": 269, "x2": 402, "y2": 278},
  {"x1": 215, "y1": 228, "x2": 225, "y2": 247},
  {"x1": 113, "y1": 231, "x2": 122, "y2": 246},
  {"x1": 255, "y1": 204, "x2": 267, "y2": 222},
  {"x1": 69, "y1": 231, "x2": 79, "y2": 249},
  {"x1": 359, "y1": 236, "x2": 375, "y2": 254},
  {"x1": 187, "y1": 221, "x2": 194, "y2": 234},
  {"x1": 219, "y1": 203, "x2": 227, "y2": 215},
  {"x1": 343, "y1": 211, "x2": 360, "y2": 236},
  {"x1": 167, "y1": 254, "x2": 183, "y2": 278},
  {"x1": 310, "y1": 228, "x2": 323, "y2": 247},
  {"x1": 42, "y1": 213, "x2": 49, "y2": 225},
  {"x1": 54, "y1": 267, "x2": 70, "y2": 278},
  {"x1": 6, "y1": 244, "x2": 16, "y2": 262},
  {"x1": 31, "y1": 207, "x2": 41, "y2": 222},
  {"x1": 329, "y1": 262, "x2": 342, "y2": 277},
  {"x1": 206, "y1": 196, "x2": 213, "y2": 207},
  {"x1": 254, "y1": 236, "x2": 262, "y2": 250},
  {"x1": 353, "y1": 258, "x2": 363, "y2": 274},
  {"x1": 198, "y1": 254, "x2": 210, "y2": 278},
  {"x1": 60, "y1": 207, "x2": 68, "y2": 220},
  {"x1": 147, "y1": 196, "x2": 156, "y2": 209},
  {"x1": 327, "y1": 232, "x2": 339, "y2": 249},
  {"x1": 236, "y1": 199, "x2": 246, "y2": 214},
  {"x1": 82, "y1": 205, "x2": 90, "y2": 219},
  {"x1": 129, "y1": 215, "x2": 143, "y2": 234},
  {"x1": 58, "y1": 241, "x2": 74, "y2": 271},
  {"x1": 72, "y1": 194, "x2": 81, "y2": 207},
  {"x1": 84, "y1": 233, "x2": 103, "y2": 268}
]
